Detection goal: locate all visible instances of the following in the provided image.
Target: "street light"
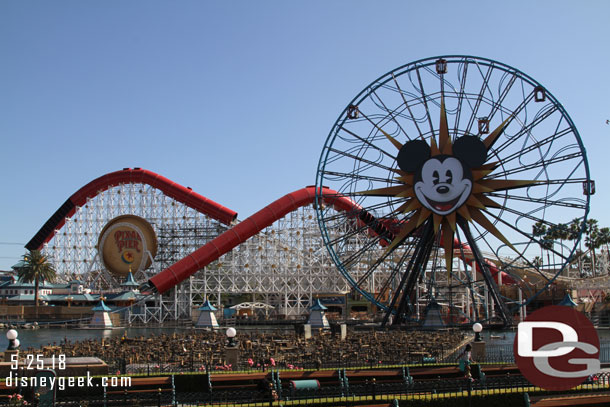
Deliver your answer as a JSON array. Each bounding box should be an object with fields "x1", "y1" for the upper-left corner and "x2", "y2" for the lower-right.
[
  {"x1": 473, "y1": 323, "x2": 483, "y2": 342},
  {"x1": 6, "y1": 329, "x2": 18, "y2": 350},
  {"x1": 226, "y1": 327, "x2": 237, "y2": 347}
]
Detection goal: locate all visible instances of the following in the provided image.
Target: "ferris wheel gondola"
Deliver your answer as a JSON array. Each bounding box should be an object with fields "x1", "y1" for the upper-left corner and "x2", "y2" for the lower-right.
[{"x1": 315, "y1": 55, "x2": 591, "y2": 326}]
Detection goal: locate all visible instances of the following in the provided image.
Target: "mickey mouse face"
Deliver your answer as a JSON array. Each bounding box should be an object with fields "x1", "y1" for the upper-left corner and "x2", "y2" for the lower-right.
[
  {"x1": 396, "y1": 135, "x2": 487, "y2": 216},
  {"x1": 415, "y1": 156, "x2": 471, "y2": 215}
]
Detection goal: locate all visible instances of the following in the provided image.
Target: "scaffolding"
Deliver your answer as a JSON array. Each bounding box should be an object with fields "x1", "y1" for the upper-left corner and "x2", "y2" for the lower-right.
[
  {"x1": 38, "y1": 181, "x2": 511, "y2": 325},
  {"x1": 41, "y1": 183, "x2": 353, "y2": 323}
]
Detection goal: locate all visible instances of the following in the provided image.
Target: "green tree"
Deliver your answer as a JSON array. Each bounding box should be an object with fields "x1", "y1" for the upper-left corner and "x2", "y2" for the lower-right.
[
  {"x1": 532, "y1": 256, "x2": 543, "y2": 267},
  {"x1": 532, "y1": 221, "x2": 549, "y2": 267},
  {"x1": 567, "y1": 218, "x2": 584, "y2": 240},
  {"x1": 599, "y1": 227, "x2": 610, "y2": 250},
  {"x1": 532, "y1": 221, "x2": 547, "y2": 238},
  {"x1": 568, "y1": 218, "x2": 585, "y2": 271},
  {"x1": 543, "y1": 223, "x2": 570, "y2": 271},
  {"x1": 17, "y1": 250, "x2": 57, "y2": 318},
  {"x1": 548, "y1": 223, "x2": 569, "y2": 252},
  {"x1": 552, "y1": 219, "x2": 610, "y2": 275},
  {"x1": 586, "y1": 219, "x2": 598, "y2": 273}
]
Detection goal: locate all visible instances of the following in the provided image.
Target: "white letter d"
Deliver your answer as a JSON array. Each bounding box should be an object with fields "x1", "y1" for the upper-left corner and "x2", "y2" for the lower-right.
[{"x1": 518, "y1": 321, "x2": 577, "y2": 357}]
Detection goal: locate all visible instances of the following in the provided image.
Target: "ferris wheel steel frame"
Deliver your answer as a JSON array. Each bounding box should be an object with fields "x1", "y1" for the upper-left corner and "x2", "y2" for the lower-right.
[
  {"x1": 25, "y1": 56, "x2": 600, "y2": 328},
  {"x1": 315, "y1": 55, "x2": 592, "y2": 326}
]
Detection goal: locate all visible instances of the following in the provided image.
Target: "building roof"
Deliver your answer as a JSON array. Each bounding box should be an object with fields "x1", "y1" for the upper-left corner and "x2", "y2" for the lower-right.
[
  {"x1": 45, "y1": 293, "x2": 99, "y2": 302},
  {"x1": 198, "y1": 299, "x2": 217, "y2": 311},
  {"x1": 92, "y1": 299, "x2": 112, "y2": 312},
  {"x1": 107, "y1": 291, "x2": 140, "y2": 302},
  {"x1": 6, "y1": 294, "x2": 51, "y2": 302},
  {"x1": 121, "y1": 272, "x2": 139, "y2": 288},
  {"x1": 8, "y1": 278, "x2": 64, "y2": 289},
  {"x1": 558, "y1": 293, "x2": 577, "y2": 307},
  {"x1": 309, "y1": 298, "x2": 328, "y2": 311}
]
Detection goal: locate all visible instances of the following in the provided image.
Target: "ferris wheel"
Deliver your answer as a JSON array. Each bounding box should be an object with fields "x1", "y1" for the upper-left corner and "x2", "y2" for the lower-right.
[{"x1": 315, "y1": 55, "x2": 591, "y2": 326}]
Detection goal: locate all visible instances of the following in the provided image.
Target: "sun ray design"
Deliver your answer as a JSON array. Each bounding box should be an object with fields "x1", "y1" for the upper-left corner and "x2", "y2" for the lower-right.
[{"x1": 356, "y1": 98, "x2": 538, "y2": 276}]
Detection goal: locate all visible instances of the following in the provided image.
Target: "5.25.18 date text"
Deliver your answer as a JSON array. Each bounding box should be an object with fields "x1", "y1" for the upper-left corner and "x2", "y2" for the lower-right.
[{"x1": 11, "y1": 354, "x2": 66, "y2": 370}]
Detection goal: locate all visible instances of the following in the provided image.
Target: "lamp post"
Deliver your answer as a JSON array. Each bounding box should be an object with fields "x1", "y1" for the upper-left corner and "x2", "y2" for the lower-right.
[
  {"x1": 226, "y1": 327, "x2": 237, "y2": 347},
  {"x1": 6, "y1": 329, "x2": 18, "y2": 350},
  {"x1": 224, "y1": 327, "x2": 239, "y2": 368},
  {"x1": 473, "y1": 323, "x2": 483, "y2": 342},
  {"x1": 5, "y1": 329, "x2": 19, "y2": 363},
  {"x1": 471, "y1": 323, "x2": 486, "y2": 362}
]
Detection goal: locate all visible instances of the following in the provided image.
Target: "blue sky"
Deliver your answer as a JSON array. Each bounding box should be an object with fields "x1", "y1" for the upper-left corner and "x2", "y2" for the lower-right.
[{"x1": 1, "y1": 1, "x2": 609, "y2": 269}]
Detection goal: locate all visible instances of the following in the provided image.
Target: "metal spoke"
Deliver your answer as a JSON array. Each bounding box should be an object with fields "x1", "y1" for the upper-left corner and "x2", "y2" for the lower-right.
[
  {"x1": 491, "y1": 127, "x2": 572, "y2": 169},
  {"x1": 487, "y1": 192, "x2": 587, "y2": 210},
  {"x1": 415, "y1": 66, "x2": 436, "y2": 134},
  {"x1": 316, "y1": 55, "x2": 590, "y2": 328},
  {"x1": 392, "y1": 73, "x2": 425, "y2": 139},
  {"x1": 323, "y1": 171, "x2": 401, "y2": 185},
  {"x1": 327, "y1": 147, "x2": 397, "y2": 173},
  {"x1": 489, "y1": 152, "x2": 583, "y2": 179},
  {"x1": 481, "y1": 208, "x2": 569, "y2": 262},
  {"x1": 464, "y1": 62, "x2": 494, "y2": 135},
  {"x1": 491, "y1": 103, "x2": 558, "y2": 158},
  {"x1": 459, "y1": 218, "x2": 512, "y2": 325},
  {"x1": 338, "y1": 126, "x2": 396, "y2": 160},
  {"x1": 370, "y1": 89, "x2": 411, "y2": 140}
]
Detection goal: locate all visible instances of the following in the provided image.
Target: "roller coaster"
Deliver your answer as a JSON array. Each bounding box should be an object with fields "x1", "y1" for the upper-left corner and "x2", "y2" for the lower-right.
[
  {"x1": 23, "y1": 56, "x2": 610, "y2": 326},
  {"x1": 25, "y1": 166, "x2": 608, "y2": 326}
]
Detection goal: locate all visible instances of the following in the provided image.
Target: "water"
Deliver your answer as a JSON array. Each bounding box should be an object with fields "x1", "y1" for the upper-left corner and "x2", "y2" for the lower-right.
[
  {"x1": 478, "y1": 329, "x2": 610, "y2": 363},
  {"x1": 1, "y1": 325, "x2": 294, "y2": 350},
  {"x1": 0, "y1": 327, "x2": 192, "y2": 350},
  {"x1": 4, "y1": 326, "x2": 610, "y2": 353},
  {"x1": 482, "y1": 328, "x2": 610, "y2": 345}
]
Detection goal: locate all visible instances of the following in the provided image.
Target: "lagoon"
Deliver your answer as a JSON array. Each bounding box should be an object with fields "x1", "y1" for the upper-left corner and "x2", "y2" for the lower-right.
[{"x1": 3, "y1": 326, "x2": 610, "y2": 354}]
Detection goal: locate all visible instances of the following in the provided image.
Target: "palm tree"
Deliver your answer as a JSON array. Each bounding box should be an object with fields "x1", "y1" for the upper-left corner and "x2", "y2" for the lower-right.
[
  {"x1": 568, "y1": 218, "x2": 585, "y2": 271},
  {"x1": 550, "y1": 223, "x2": 570, "y2": 256},
  {"x1": 17, "y1": 250, "x2": 57, "y2": 318},
  {"x1": 540, "y1": 238, "x2": 554, "y2": 269},
  {"x1": 584, "y1": 219, "x2": 600, "y2": 274},
  {"x1": 561, "y1": 218, "x2": 610, "y2": 275},
  {"x1": 599, "y1": 227, "x2": 610, "y2": 251},
  {"x1": 532, "y1": 221, "x2": 548, "y2": 267},
  {"x1": 567, "y1": 218, "x2": 583, "y2": 241},
  {"x1": 533, "y1": 256, "x2": 543, "y2": 268}
]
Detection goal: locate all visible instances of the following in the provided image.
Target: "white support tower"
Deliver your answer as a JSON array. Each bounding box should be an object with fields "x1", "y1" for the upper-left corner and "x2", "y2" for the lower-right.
[
  {"x1": 40, "y1": 183, "x2": 353, "y2": 323},
  {"x1": 41, "y1": 179, "x2": 596, "y2": 325}
]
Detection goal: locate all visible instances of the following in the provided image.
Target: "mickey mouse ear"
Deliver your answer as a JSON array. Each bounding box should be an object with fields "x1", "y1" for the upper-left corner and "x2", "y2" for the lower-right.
[
  {"x1": 453, "y1": 136, "x2": 487, "y2": 168},
  {"x1": 396, "y1": 140, "x2": 431, "y2": 173}
]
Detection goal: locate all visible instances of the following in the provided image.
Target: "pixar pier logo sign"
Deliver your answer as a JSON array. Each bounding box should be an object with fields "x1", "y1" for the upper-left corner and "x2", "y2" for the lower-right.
[{"x1": 514, "y1": 305, "x2": 600, "y2": 391}]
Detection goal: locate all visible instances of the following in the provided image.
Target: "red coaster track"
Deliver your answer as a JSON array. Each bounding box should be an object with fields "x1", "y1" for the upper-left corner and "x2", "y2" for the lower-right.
[{"x1": 27, "y1": 168, "x2": 512, "y2": 296}]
